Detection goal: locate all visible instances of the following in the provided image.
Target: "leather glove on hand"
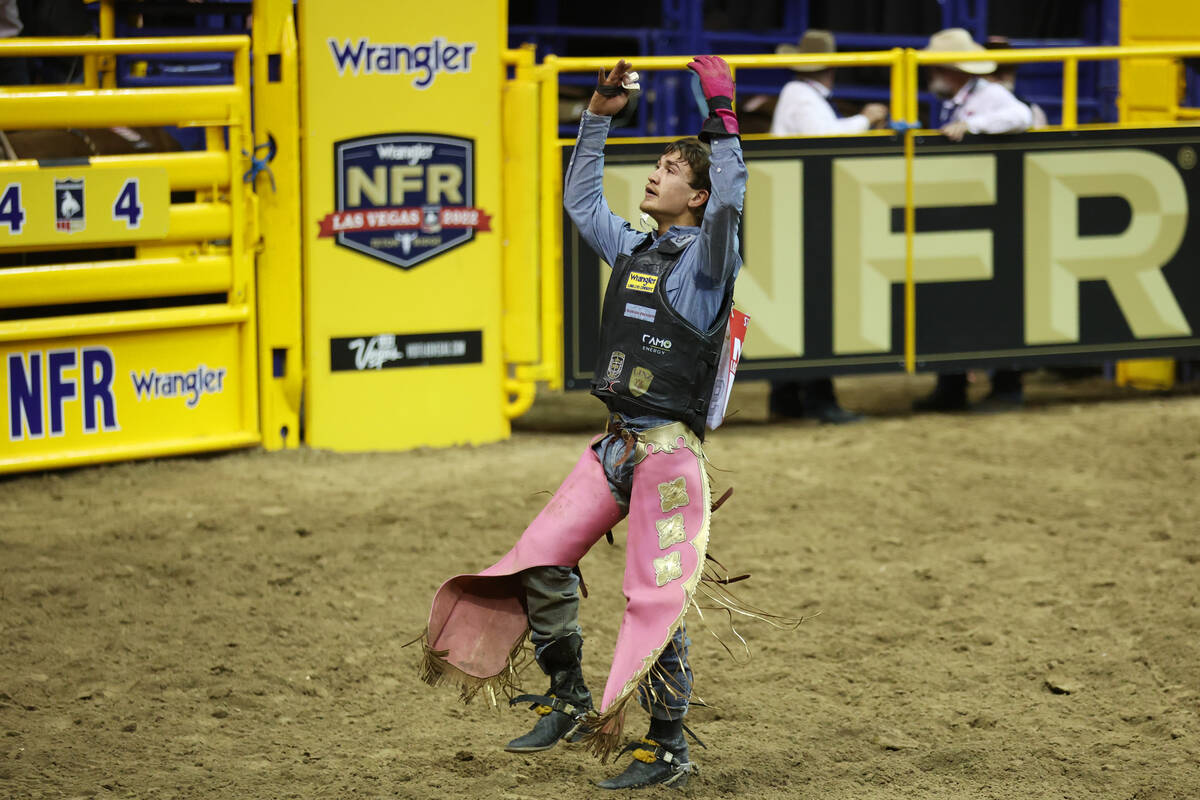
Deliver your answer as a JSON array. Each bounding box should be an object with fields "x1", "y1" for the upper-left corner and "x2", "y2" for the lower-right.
[
  {"x1": 588, "y1": 59, "x2": 637, "y2": 117},
  {"x1": 687, "y1": 55, "x2": 738, "y2": 140}
]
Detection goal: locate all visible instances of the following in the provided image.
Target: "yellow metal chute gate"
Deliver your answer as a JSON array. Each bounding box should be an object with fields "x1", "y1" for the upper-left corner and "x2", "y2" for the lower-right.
[{"x1": 0, "y1": 36, "x2": 262, "y2": 474}]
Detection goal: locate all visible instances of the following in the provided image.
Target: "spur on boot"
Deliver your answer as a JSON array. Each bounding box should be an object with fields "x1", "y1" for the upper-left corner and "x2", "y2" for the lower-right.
[
  {"x1": 505, "y1": 633, "x2": 593, "y2": 753},
  {"x1": 596, "y1": 736, "x2": 694, "y2": 790}
]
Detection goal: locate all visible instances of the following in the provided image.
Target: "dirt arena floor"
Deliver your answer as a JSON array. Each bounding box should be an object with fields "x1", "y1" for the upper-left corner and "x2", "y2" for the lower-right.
[{"x1": 2, "y1": 371, "x2": 1199, "y2": 799}]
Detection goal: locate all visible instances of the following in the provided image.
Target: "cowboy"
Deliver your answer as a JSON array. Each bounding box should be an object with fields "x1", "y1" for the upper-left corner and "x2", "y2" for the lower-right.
[
  {"x1": 771, "y1": 29, "x2": 889, "y2": 135},
  {"x1": 910, "y1": 28, "x2": 1033, "y2": 413},
  {"x1": 421, "y1": 56, "x2": 747, "y2": 790},
  {"x1": 924, "y1": 27, "x2": 1033, "y2": 142},
  {"x1": 768, "y1": 29, "x2": 883, "y2": 424},
  {"x1": 985, "y1": 36, "x2": 1049, "y2": 129}
]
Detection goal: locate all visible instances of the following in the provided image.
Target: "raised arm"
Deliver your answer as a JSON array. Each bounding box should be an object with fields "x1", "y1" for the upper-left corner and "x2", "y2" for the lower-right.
[
  {"x1": 688, "y1": 55, "x2": 747, "y2": 284},
  {"x1": 695, "y1": 136, "x2": 746, "y2": 284},
  {"x1": 562, "y1": 60, "x2": 646, "y2": 266}
]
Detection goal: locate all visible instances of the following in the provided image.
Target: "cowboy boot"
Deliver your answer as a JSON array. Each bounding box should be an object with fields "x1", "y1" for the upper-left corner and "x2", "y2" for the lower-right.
[
  {"x1": 596, "y1": 717, "x2": 695, "y2": 790},
  {"x1": 505, "y1": 633, "x2": 593, "y2": 752}
]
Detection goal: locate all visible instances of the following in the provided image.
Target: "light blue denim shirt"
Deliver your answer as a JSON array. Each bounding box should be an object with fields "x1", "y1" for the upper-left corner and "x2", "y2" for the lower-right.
[
  {"x1": 564, "y1": 110, "x2": 747, "y2": 439},
  {"x1": 563, "y1": 110, "x2": 746, "y2": 334}
]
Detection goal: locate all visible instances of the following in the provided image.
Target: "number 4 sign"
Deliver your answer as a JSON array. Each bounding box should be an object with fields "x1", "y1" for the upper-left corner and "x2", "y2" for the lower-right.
[
  {"x1": 0, "y1": 183, "x2": 25, "y2": 233},
  {"x1": 0, "y1": 167, "x2": 167, "y2": 247},
  {"x1": 113, "y1": 179, "x2": 143, "y2": 228}
]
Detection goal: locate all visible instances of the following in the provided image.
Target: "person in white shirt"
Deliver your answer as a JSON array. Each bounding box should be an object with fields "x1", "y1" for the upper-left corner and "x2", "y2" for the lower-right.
[
  {"x1": 771, "y1": 29, "x2": 889, "y2": 136},
  {"x1": 768, "y1": 30, "x2": 885, "y2": 424},
  {"x1": 985, "y1": 37, "x2": 1048, "y2": 129},
  {"x1": 924, "y1": 27, "x2": 1033, "y2": 142},
  {"x1": 915, "y1": 28, "x2": 1033, "y2": 413}
]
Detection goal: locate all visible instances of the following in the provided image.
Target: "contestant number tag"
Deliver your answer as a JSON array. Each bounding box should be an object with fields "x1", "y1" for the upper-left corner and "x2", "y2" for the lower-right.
[{"x1": 0, "y1": 166, "x2": 170, "y2": 248}]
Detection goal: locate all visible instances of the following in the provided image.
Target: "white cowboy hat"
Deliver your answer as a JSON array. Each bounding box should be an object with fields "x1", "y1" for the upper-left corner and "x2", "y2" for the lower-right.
[
  {"x1": 776, "y1": 29, "x2": 835, "y2": 73},
  {"x1": 923, "y1": 28, "x2": 996, "y2": 75}
]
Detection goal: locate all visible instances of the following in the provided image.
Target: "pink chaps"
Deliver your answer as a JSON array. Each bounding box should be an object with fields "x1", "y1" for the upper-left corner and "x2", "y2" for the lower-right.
[{"x1": 422, "y1": 428, "x2": 711, "y2": 731}]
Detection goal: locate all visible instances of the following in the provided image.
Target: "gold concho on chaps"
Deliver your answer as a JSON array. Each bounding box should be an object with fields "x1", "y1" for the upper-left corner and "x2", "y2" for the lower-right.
[{"x1": 655, "y1": 513, "x2": 687, "y2": 549}]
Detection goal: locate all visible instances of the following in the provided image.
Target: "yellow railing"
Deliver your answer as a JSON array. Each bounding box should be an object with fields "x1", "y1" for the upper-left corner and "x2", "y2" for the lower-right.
[
  {"x1": 910, "y1": 43, "x2": 1200, "y2": 131},
  {"x1": 0, "y1": 35, "x2": 254, "y2": 298},
  {"x1": 0, "y1": 35, "x2": 259, "y2": 473},
  {"x1": 250, "y1": 0, "x2": 304, "y2": 449},
  {"x1": 508, "y1": 43, "x2": 1200, "y2": 381},
  {"x1": 551, "y1": 50, "x2": 910, "y2": 123},
  {"x1": 498, "y1": 48, "x2": 907, "y2": 396}
]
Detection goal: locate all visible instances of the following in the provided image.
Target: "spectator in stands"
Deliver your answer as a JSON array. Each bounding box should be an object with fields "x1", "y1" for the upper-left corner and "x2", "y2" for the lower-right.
[
  {"x1": 769, "y1": 29, "x2": 886, "y2": 424},
  {"x1": 985, "y1": 37, "x2": 1049, "y2": 129},
  {"x1": 914, "y1": 28, "x2": 1033, "y2": 413},
  {"x1": 0, "y1": 0, "x2": 29, "y2": 85},
  {"x1": 923, "y1": 27, "x2": 1032, "y2": 142},
  {"x1": 771, "y1": 29, "x2": 889, "y2": 136}
]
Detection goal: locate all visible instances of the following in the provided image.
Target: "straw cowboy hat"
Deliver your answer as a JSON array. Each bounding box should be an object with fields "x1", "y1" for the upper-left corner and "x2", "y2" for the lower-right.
[
  {"x1": 923, "y1": 28, "x2": 996, "y2": 74},
  {"x1": 776, "y1": 29, "x2": 835, "y2": 73}
]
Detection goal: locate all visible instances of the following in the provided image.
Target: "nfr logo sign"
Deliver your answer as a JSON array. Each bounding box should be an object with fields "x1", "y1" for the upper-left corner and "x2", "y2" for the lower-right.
[
  {"x1": 317, "y1": 134, "x2": 491, "y2": 269},
  {"x1": 7, "y1": 347, "x2": 119, "y2": 440}
]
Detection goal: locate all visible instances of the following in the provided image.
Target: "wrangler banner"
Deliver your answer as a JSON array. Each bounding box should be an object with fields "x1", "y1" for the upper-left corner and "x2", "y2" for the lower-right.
[
  {"x1": 1, "y1": 324, "x2": 254, "y2": 472},
  {"x1": 561, "y1": 127, "x2": 1200, "y2": 387},
  {"x1": 300, "y1": 0, "x2": 507, "y2": 451}
]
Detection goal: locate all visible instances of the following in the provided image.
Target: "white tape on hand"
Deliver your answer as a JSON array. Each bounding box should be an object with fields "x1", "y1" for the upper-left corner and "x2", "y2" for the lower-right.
[{"x1": 622, "y1": 70, "x2": 641, "y2": 92}]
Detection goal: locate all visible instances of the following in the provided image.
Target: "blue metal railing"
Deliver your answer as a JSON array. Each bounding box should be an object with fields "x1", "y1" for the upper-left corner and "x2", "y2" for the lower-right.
[{"x1": 510, "y1": 0, "x2": 1121, "y2": 137}]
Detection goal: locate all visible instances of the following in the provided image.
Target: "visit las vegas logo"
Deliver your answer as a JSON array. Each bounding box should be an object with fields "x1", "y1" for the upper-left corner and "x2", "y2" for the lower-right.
[{"x1": 317, "y1": 133, "x2": 491, "y2": 269}]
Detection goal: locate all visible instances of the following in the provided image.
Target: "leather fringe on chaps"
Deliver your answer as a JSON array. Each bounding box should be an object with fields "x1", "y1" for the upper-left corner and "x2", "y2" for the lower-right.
[
  {"x1": 417, "y1": 631, "x2": 533, "y2": 706},
  {"x1": 578, "y1": 695, "x2": 632, "y2": 762},
  {"x1": 419, "y1": 444, "x2": 623, "y2": 713},
  {"x1": 418, "y1": 424, "x2": 809, "y2": 762}
]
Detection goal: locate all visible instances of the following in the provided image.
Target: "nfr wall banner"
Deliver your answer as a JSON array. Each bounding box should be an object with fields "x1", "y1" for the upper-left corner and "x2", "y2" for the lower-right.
[
  {"x1": 300, "y1": 0, "x2": 507, "y2": 451},
  {"x1": 3, "y1": 324, "x2": 251, "y2": 470},
  {"x1": 561, "y1": 127, "x2": 1200, "y2": 388}
]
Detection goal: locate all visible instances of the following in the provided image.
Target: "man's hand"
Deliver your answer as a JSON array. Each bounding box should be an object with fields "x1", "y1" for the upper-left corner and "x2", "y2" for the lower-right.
[
  {"x1": 687, "y1": 55, "x2": 734, "y2": 101},
  {"x1": 941, "y1": 120, "x2": 970, "y2": 142},
  {"x1": 861, "y1": 103, "x2": 889, "y2": 126},
  {"x1": 688, "y1": 55, "x2": 738, "y2": 139},
  {"x1": 588, "y1": 59, "x2": 634, "y2": 117}
]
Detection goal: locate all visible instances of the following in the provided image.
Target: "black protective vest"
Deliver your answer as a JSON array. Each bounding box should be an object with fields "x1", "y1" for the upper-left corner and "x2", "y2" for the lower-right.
[{"x1": 591, "y1": 234, "x2": 733, "y2": 439}]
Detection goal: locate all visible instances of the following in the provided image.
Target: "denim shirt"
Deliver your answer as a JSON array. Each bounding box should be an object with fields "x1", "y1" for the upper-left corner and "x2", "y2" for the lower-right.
[{"x1": 563, "y1": 110, "x2": 746, "y2": 334}]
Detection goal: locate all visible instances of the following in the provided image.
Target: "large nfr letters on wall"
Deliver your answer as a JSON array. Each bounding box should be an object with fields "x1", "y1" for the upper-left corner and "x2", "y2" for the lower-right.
[{"x1": 562, "y1": 127, "x2": 1200, "y2": 387}]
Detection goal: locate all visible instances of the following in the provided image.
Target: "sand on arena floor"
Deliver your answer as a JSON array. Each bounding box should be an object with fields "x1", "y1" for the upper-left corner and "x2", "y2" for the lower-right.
[{"x1": 2, "y1": 372, "x2": 1198, "y2": 799}]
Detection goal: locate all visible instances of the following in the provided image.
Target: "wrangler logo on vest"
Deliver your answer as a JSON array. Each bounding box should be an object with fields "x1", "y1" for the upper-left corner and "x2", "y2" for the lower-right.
[{"x1": 625, "y1": 272, "x2": 658, "y2": 293}]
